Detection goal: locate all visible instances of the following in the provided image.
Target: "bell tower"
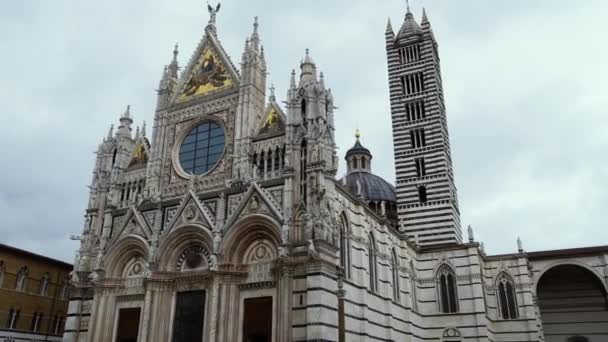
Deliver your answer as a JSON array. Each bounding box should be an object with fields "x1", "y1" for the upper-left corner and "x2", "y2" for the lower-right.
[{"x1": 386, "y1": 5, "x2": 462, "y2": 245}]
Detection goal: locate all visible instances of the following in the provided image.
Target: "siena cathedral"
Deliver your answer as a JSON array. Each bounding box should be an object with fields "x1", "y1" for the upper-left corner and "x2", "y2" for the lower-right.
[{"x1": 63, "y1": 3, "x2": 608, "y2": 342}]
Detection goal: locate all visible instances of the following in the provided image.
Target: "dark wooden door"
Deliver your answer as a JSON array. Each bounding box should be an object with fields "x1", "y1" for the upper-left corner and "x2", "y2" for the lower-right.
[
  {"x1": 116, "y1": 308, "x2": 141, "y2": 342},
  {"x1": 243, "y1": 297, "x2": 273, "y2": 342},
  {"x1": 172, "y1": 290, "x2": 206, "y2": 342}
]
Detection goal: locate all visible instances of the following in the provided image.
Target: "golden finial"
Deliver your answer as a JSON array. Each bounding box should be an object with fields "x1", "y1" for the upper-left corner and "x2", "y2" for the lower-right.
[{"x1": 355, "y1": 128, "x2": 361, "y2": 140}]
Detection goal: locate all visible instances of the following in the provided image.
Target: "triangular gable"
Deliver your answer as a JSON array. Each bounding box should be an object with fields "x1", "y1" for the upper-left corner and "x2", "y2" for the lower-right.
[
  {"x1": 223, "y1": 182, "x2": 284, "y2": 232},
  {"x1": 108, "y1": 206, "x2": 153, "y2": 248},
  {"x1": 162, "y1": 190, "x2": 216, "y2": 237},
  {"x1": 171, "y1": 29, "x2": 240, "y2": 104},
  {"x1": 127, "y1": 137, "x2": 150, "y2": 170},
  {"x1": 255, "y1": 101, "x2": 286, "y2": 138}
]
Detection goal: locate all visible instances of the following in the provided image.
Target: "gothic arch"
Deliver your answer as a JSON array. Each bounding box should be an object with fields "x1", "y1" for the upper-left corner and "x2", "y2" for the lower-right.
[
  {"x1": 437, "y1": 264, "x2": 459, "y2": 313},
  {"x1": 157, "y1": 225, "x2": 214, "y2": 272},
  {"x1": 222, "y1": 214, "x2": 281, "y2": 265},
  {"x1": 534, "y1": 261, "x2": 608, "y2": 295},
  {"x1": 104, "y1": 235, "x2": 149, "y2": 278},
  {"x1": 368, "y1": 232, "x2": 378, "y2": 292},
  {"x1": 338, "y1": 211, "x2": 351, "y2": 278},
  {"x1": 495, "y1": 272, "x2": 518, "y2": 319},
  {"x1": 391, "y1": 248, "x2": 400, "y2": 302}
]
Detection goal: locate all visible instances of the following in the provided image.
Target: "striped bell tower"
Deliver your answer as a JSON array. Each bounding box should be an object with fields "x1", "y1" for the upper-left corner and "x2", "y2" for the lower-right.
[{"x1": 385, "y1": 4, "x2": 462, "y2": 246}]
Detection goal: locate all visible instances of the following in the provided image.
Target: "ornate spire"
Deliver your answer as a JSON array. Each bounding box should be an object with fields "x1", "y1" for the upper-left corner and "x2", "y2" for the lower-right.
[
  {"x1": 135, "y1": 126, "x2": 140, "y2": 139},
  {"x1": 117, "y1": 105, "x2": 133, "y2": 137},
  {"x1": 250, "y1": 16, "x2": 260, "y2": 51},
  {"x1": 386, "y1": 17, "x2": 394, "y2": 34},
  {"x1": 141, "y1": 121, "x2": 147, "y2": 137},
  {"x1": 397, "y1": 0, "x2": 422, "y2": 38},
  {"x1": 107, "y1": 124, "x2": 114, "y2": 140},
  {"x1": 121, "y1": 105, "x2": 132, "y2": 121},
  {"x1": 319, "y1": 71, "x2": 325, "y2": 88},
  {"x1": 290, "y1": 69, "x2": 296, "y2": 89},
  {"x1": 406, "y1": 0, "x2": 411, "y2": 13},
  {"x1": 168, "y1": 43, "x2": 179, "y2": 78},
  {"x1": 300, "y1": 49, "x2": 316, "y2": 81}
]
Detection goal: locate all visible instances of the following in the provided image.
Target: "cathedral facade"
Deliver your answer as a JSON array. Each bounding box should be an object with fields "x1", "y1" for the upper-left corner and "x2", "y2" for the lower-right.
[{"x1": 63, "y1": 4, "x2": 608, "y2": 342}]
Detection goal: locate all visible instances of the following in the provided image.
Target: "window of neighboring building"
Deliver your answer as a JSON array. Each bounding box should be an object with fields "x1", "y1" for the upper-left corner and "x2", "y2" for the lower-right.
[
  {"x1": 61, "y1": 282, "x2": 70, "y2": 301},
  {"x1": 497, "y1": 272, "x2": 519, "y2": 319},
  {"x1": 7, "y1": 308, "x2": 19, "y2": 329},
  {"x1": 0, "y1": 260, "x2": 5, "y2": 288},
  {"x1": 437, "y1": 265, "x2": 459, "y2": 313},
  {"x1": 39, "y1": 273, "x2": 50, "y2": 296},
  {"x1": 15, "y1": 266, "x2": 28, "y2": 292},
  {"x1": 567, "y1": 336, "x2": 589, "y2": 342},
  {"x1": 31, "y1": 312, "x2": 43, "y2": 332},
  {"x1": 368, "y1": 233, "x2": 378, "y2": 292}
]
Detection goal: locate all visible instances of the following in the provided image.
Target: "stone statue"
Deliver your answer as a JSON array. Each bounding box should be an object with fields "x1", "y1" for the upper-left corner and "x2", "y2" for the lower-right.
[
  {"x1": 207, "y1": 2, "x2": 221, "y2": 25},
  {"x1": 213, "y1": 231, "x2": 222, "y2": 253},
  {"x1": 281, "y1": 223, "x2": 290, "y2": 245},
  {"x1": 307, "y1": 239, "x2": 318, "y2": 259},
  {"x1": 517, "y1": 237, "x2": 523, "y2": 253},
  {"x1": 467, "y1": 225, "x2": 474, "y2": 243}
]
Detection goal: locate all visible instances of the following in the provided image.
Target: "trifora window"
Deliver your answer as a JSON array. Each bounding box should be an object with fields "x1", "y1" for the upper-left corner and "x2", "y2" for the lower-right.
[{"x1": 179, "y1": 121, "x2": 225, "y2": 175}]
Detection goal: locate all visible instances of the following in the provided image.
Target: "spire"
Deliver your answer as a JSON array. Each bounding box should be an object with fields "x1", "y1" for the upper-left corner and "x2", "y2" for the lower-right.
[
  {"x1": 406, "y1": 0, "x2": 411, "y2": 13},
  {"x1": 397, "y1": 1, "x2": 422, "y2": 39},
  {"x1": 250, "y1": 16, "x2": 260, "y2": 51},
  {"x1": 168, "y1": 43, "x2": 179, "y2": 78},
  {"x1": 135, "y1": 126, "x2": 140, "y2": 140},
  {"x1": 290, "y1": 69, "x2": 296, "y2": 89},
  {"x1": 386, "y1": 17, "x2": 394, "y2": 34},
  {"x1": 319, "y1": 71, "x2": 325, "y2": 88},
  {"x1": 141, "y1": 121, "x2": 147, "y2": 137},
  {"x1": 107, "y1": 124, "x2": 114, "y2": 140},
  {"x1": 117, "y1": 105, "x2": 133, "y2": 138},
  {"x1": 300, "y1": 49, "x2": 316, "y2": 82},
  {"x1": 269, "y1": 83, "x2": 276, "y2": 102},
  {"x1": 421, "y1": 7, "x2": 433, "y2": 33}
]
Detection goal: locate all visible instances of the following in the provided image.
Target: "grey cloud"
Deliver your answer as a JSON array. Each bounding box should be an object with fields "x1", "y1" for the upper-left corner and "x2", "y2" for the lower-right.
[{"x1": 1, "y1": 0, "x2": 606, "y2": 261}]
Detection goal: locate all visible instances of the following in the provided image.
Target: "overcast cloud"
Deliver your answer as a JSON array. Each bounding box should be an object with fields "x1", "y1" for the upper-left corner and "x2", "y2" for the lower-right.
[{"x1": 1, "y1": 0, "x2": 606, "y2": 263}]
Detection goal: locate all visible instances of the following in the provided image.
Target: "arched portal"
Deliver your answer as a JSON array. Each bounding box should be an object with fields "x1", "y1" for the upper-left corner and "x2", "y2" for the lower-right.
[{"x1": 537, "y1": 264, "x2": 608, "y2": 342}]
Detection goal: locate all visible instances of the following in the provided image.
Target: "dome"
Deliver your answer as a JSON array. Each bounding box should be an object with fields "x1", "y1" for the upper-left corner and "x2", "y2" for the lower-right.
[{"x1": 340, "y1": 172, "x2": 396, "y2": 203}]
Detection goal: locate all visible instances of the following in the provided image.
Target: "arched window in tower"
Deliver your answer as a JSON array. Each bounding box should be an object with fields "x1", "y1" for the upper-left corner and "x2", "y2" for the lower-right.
[
  {"x1": 410, "y1": 260, "x2": 418, "y2": 311},
  {"x1": 391, "y1": 249, "x2": 400, "y2": 302},
  {"x1": 339, "y1": 213, "x2": 351, "y2": 278},
  {"x1": 111, "y1": 148, "x2": 118, "y2": 167},
  {"x1": 418, "y1": 185, "x2": 428, "y2": 203},
  {"x1": 496, "y1": 272, "x2": 518, "y2": 319},
  {"x1": 301, "y1": 99, "x2": 307, "y2": 123},
  {"x1": 300, "y1": 139, "x2": 308, "y2": 204},
  {"x1": 437, "y1": 264, "x2": 459, "y2": 313},
  {"x1": 15, "y1": 266, "x2": 28, "y2": 292},
  {"x1": 368, "y1": 233, "x2": 378, "y2": 292},
  {"x1": 361, "y1": 157, "x2": 366, "y2": 170},
  {"x1": 39, "y1": 272, "x2": 49, "y2": 296}
]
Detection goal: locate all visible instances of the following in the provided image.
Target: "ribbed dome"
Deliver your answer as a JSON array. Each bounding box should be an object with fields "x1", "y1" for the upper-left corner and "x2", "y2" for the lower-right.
[{"x1": 340, "y1": 172, "x2": 396, "y2": 203}]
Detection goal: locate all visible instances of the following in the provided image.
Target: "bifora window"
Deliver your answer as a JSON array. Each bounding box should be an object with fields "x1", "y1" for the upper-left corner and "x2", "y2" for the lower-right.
[{"x1": 179, "y1": 121, "x2": 225, "y2": 175}]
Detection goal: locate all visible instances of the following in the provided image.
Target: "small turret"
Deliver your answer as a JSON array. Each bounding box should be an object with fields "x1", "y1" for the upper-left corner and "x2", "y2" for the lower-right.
[
  {"x1": 300, "y1": 49, "x2": 316, "y2": 83},
  {"x1": 116, "y1": 105, "x2": 133, "y2": 138}
]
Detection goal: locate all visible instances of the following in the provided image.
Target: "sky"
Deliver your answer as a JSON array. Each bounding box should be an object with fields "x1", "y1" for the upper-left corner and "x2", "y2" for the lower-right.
[{"x1": 0, "y1": 0, "x2": 607, "y2": 263}]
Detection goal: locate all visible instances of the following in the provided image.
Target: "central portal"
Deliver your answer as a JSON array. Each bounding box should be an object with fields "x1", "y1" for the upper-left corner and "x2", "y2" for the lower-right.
[
  {"x1": 115, "y1": 308, "x2": 141, "y2": 342},
  {"x1": 243, "y1": 297, "x2": 273, "y2": 342}
]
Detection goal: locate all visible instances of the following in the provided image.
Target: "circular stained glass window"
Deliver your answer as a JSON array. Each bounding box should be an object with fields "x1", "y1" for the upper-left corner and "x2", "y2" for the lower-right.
[{"x1": 179, "y1": 121, "x2": 225, "y2": 175}]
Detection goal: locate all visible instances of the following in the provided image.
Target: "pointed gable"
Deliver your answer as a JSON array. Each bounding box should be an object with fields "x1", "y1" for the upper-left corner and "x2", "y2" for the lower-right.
[
  {"x1": 223, "y1": 182, "x2": 283, "y2": 232},
  {"x1": 108, "y1": 206, "x2": 153, "y2": 249},
  {"x1": 172, "y1": 27, "x2": 240, "y2": 103},
  {"x1": 162, "y1": 190, "x2": 216, "y2": 237},
  {"x1": 255, "y1": 102, "x2": 286, "y2": 139}
]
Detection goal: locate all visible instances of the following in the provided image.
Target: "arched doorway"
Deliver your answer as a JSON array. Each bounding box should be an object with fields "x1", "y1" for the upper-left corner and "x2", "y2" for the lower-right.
[{"x1": 537, "y1": 264, "x2": 608, "y2": 342}]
